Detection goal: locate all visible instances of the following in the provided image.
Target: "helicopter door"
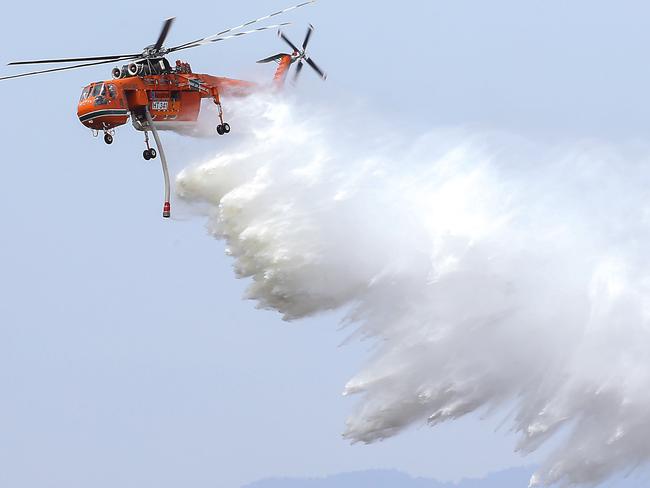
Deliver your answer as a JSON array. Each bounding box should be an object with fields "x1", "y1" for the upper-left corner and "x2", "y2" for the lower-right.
[
  {"x1": 106, "y1": 83, "x2": 125, "y2": 108},
  {"x1": 170, "y1": 91, "x2": 181, "y2": 113}
]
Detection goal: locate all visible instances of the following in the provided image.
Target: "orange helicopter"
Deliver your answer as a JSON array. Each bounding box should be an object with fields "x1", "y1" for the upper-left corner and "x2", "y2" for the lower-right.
[{"x1": 0, "y1": 1, "x2": 326, "y2": 218}]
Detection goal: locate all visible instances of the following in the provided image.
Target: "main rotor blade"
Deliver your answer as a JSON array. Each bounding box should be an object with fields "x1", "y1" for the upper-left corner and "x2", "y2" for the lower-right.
[
  {"x1": 153, "y1": 17, "x2": 175, "y2": 50},
  {"x1": 170, "y1": 1, "x2": 315, "y2": 52},
  {"x1": 293, "y1": 60, "x2": 304, "y2": 82},
  {"x1": 0, "y1": 57, "x2": 139, "y2": 81},
  {"x1": 305, "y1": 56, "x2": 326, "y2": 79},
  {"x1": 302, "y1": 24, "x2": 313, "y2": 50},
  {"x1": 8, "y1": 54, "x2": 140, "y2": 65},
  {"x1": 171, "y1": 23, "x2": 291, "y2": 52},
  {"x1": 279, "y1": 31, "x2": 300, "y2": 53}
]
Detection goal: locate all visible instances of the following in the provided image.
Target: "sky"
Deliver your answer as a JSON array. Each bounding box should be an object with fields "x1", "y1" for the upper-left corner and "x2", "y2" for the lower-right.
[{"x1": 1, "y1": 1, "x2": 650, "y2": 487}]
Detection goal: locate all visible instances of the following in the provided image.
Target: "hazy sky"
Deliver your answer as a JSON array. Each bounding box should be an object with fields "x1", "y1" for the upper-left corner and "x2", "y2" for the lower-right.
[{"x1": 1, "y1": 1, "x2": 649, "y2": 487}]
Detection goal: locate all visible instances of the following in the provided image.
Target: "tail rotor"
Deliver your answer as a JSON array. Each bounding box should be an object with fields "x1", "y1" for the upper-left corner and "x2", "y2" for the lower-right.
[{"x1": 258, "y1": 24, "x2": 327, "y2": 84}]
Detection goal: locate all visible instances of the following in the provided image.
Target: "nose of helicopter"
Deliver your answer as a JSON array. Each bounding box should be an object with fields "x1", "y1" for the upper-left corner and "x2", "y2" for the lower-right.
[
  {"x1": 77, "y1": 83, "x2": 129, "y2": 130},
  {"x1": 76, "y1": 97, "x2": 96, "y2": 128}
]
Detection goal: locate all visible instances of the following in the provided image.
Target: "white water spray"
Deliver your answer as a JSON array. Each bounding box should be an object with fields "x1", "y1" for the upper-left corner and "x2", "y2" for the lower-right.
[{"x1": 176, "y1": 93, "x2": 650, "y2": 487}]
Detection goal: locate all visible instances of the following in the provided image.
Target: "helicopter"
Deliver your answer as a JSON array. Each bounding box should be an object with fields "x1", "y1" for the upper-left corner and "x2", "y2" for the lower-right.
[{"x1": 0, "y1": 1, "x2": 326, "y2": 218}]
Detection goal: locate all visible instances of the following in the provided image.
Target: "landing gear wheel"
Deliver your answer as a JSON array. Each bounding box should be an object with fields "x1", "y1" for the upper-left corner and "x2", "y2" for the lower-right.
[
  {"x1": 216, "y1": 124, "x2": 225, "y2": 135},
  {"x1": 104, "y1": 133, "x2": 113, "y2": 145},
  {"x1": 222, "y1": 123, "x2": 231, "y2": 134},
  {"x1": 149, "y1": 148, "x2": 157, "y2": 159},
  {"x1": 143, "y1": 150, "x2": 152, "y2": 161}
]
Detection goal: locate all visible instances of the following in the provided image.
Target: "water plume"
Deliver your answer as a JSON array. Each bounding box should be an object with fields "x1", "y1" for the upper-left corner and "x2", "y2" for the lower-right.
[{"x1": 176, "y1": 93, "x2": 650, "y2": 487}]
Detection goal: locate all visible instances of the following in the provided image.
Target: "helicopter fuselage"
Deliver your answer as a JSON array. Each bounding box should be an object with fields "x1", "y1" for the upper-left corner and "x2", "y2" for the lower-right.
[
  {"x1": 1, "y1": 2, "x2": 326, "y2": 219},
  {"x1": 77, "y1": 61, "x2": 257, "y2": 132}
]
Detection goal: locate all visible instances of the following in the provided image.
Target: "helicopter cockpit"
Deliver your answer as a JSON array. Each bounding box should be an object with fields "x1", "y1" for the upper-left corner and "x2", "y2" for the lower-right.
[{"x1": 79, "y1": 83, "x2": 119, "y2": 105}]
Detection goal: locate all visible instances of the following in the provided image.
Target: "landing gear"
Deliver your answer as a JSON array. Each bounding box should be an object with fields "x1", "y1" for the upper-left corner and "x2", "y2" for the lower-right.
[
  {"x1": 143, "y1": 148, "x2": 157, "y2": 160},
  {"x1": 214, "y1": 99, "x2": 231, "y2": 136},
  {"x1": 216, "y1": 123, "x2": 231, "y2": 135},
  {"x1": 101, "y1": 128, "x2": 115, "y2": 144},
  {"x1": 142, "y1": 131, "x2": 157, "y2": 160}
]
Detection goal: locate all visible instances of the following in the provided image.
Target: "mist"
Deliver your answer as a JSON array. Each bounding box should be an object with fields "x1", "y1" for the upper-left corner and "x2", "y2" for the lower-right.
[{"x1": 176, "y1": 93, "x2": 650, "y2": 487}]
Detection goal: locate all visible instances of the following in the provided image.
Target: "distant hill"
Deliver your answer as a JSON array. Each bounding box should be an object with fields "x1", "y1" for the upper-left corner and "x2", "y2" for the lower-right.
[
  {"x1": 242, "y1": 466, "x2": 647, "y2": 488},
  {"x1": 242, "y1": 466, "x2": 533, "y2": 488}
]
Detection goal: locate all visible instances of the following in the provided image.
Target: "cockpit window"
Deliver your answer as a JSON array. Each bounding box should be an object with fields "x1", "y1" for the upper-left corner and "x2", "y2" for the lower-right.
[
  {"x1": 91, "y1": 83, "x2": 105, "y2": 97},
  {"x1": 79, "y1": 86, "x2": 91, "y2": 102},
  {"x1": 107, "y1": 84, "x2": 117, "y2": 98}
]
